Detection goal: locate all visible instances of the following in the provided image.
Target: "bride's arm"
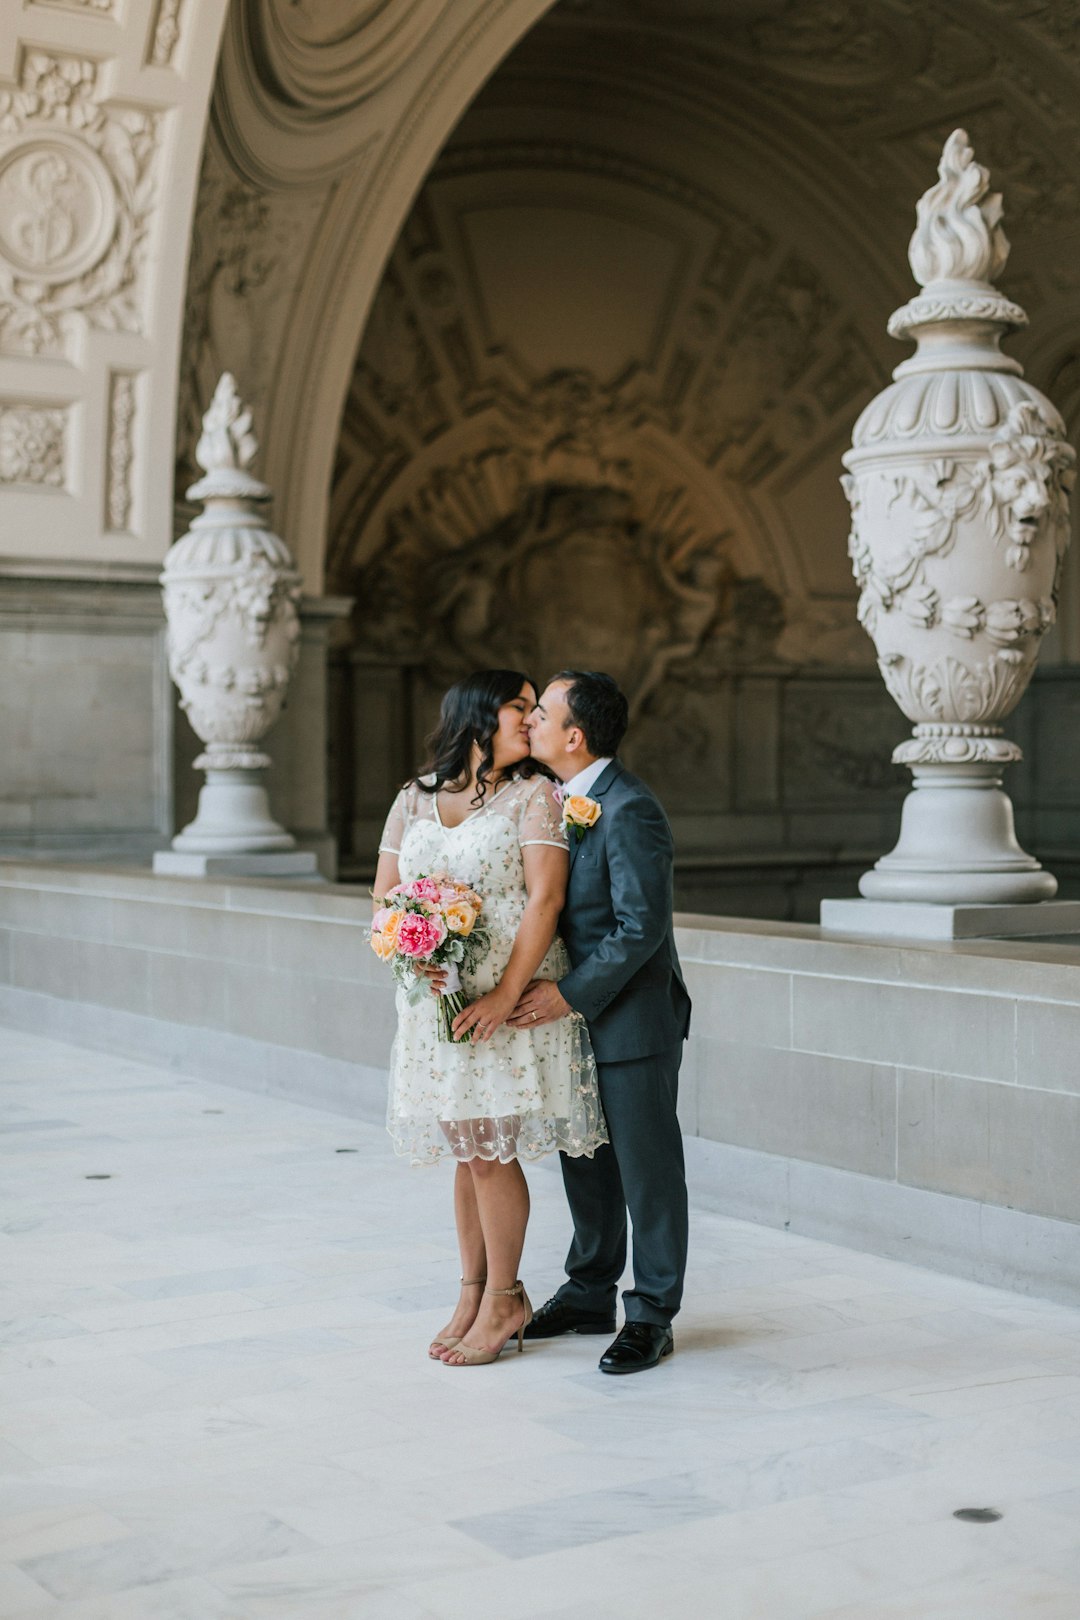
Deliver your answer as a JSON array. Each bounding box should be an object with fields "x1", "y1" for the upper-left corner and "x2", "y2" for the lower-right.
[
  {"x1": 452, "y1": 844, "x2": 568, "y2": 1042},
  {"x1": 373, "y1": 785, "x2": 410, "y2": 904},
  {"x1": 372, "y1": 851, "x2": 400, "y2": 904}
]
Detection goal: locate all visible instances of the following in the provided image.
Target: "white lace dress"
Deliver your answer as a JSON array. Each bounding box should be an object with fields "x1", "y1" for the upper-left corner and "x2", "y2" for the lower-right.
[{"x1": 378, "y1": 773, "x2": 608, "y2": 1166}]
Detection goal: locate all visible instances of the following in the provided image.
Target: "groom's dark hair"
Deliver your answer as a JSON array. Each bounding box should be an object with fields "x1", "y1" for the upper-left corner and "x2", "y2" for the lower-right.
[{"x1": 554, "y1": 670, "x2": 629, "y2": 758}]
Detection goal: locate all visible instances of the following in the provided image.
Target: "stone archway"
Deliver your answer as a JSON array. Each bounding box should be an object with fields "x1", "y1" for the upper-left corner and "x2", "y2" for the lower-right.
[{"x1": 320, "y1": 0, "x2": 1080, "y2": 907}]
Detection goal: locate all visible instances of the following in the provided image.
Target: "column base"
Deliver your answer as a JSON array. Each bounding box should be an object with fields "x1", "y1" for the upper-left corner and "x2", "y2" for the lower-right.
[
  {"x1": 857, "y1": 760, "x2": 1057, "y2": 906},
  {"x1": 820, "y1": 897, "x2": 1080, "y2": 941},
  {"x1": 153, "y1": 850, "x2": 320, "y2": 880},
  {"x1": 169, "y1": 768, "x2": 297, "y2": 855}
]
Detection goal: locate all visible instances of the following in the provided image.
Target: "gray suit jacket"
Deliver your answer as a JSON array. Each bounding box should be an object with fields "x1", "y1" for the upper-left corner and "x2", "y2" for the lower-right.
[{"x1": 558, "y1": 760, "x2": 691, "y2": 1064}]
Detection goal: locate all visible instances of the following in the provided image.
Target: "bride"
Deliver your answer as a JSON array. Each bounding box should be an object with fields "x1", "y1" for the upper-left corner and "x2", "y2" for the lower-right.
[{"x1": 373, "y1": 668, "x2": 608, "y2": 1367}]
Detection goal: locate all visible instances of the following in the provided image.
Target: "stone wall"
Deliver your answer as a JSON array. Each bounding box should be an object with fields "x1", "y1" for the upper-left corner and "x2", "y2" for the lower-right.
[
  {"x1": 0, "y1": 574, "x2": 171, "y2": 862},
  {"x1": 1, "y1": 862, "x2": 1077, "y2": 1305}
]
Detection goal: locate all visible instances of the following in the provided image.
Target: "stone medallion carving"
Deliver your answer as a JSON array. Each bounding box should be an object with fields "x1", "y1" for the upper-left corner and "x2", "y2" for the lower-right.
[
  {"x1": 843, "y1": 130, "x2": 1076, "y2": 903},
  {"x1": 0, "y1": 137, "x2": 116, "y2": 281},
  {"x1": 0, "y1": 52, "x2": 161, "y2": 357}
]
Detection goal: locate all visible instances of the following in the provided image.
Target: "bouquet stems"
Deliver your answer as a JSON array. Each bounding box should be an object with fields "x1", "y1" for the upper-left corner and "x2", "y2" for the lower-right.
[{"x1": 438, "y1": 989, "x2": 471, "y2": 1043}]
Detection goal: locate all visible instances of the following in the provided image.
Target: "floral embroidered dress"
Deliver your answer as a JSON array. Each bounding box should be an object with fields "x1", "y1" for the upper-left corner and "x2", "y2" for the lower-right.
[{"x1": 378, "y1": 773, "x2": 608, "y2": 1166}]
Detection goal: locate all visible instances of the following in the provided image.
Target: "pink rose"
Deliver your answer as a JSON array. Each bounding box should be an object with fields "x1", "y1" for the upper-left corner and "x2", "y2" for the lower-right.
[
  {"x1": 408, "y1": 877, "x2": 441, "y2": 902},
  {"x1": 371, "y1": 906, "x2": 394, "y2": 932},
  {"x1": 385, "y1": 883, "x2": 407, "y2": 897},
  {"x1": 396, "y1": 911, "x2": 446, "y2": 958}
]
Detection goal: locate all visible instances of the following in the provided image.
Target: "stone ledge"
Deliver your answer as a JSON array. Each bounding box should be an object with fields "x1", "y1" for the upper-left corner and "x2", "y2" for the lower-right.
[{"x1": 685, "y1": 1137, "x2": 1080, "y2": 1311}]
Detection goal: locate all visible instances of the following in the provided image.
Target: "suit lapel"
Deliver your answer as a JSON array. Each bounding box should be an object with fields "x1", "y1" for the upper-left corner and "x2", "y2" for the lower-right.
[
  {"x1": 591, "y1": 759, "x2": 622, "y2": 799},
  {"x1": 568, "y1": 759, "x2": 622, "y2": 871}
]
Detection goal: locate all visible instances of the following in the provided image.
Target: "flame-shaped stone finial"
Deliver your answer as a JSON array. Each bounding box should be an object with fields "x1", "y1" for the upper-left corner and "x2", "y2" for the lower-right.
[
  {"x1": 188, "y1": 372, "x2": 269, "y2": 503},
  {"x1": 908, "y1": 129, "x2": 1009, "y2": 288},
  {"x1": 195, "y1": 373, "x2": 258, "y2": 476}
]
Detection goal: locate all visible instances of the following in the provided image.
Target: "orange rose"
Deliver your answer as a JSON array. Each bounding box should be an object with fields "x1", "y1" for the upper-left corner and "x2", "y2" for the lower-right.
[
  {"x1": 371, "y1": 908, "x2": 402, "y2": 961},
  {"x1": 444, "y1": 900, "x2": 477, "y2": 936},
  {"x1": 563, "y1": 795, "x2": 602, "y2": 830}
]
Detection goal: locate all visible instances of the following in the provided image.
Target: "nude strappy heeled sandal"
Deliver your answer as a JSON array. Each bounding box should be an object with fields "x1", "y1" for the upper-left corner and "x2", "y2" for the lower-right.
[
  {"x1": 441, "y1": 1280, "x2": 533, "y2": 1366},
  {"x1": 428, "y1": 1276, "x2": 485, "y2": 1358}
]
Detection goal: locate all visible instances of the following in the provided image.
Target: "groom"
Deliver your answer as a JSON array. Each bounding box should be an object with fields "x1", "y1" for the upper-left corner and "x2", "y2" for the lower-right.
[{"x1": 509, "y1": 670, "x2": 691, "y2": 1374}]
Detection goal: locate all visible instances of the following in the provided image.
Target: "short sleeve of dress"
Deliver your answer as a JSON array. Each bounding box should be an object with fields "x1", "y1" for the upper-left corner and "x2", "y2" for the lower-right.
[
  {"x1": 519, "y1": 776, "x2": 568, "y2": 851},
  {"x1": 378, "y1": 787, "x2": 412, "y2": 855}
]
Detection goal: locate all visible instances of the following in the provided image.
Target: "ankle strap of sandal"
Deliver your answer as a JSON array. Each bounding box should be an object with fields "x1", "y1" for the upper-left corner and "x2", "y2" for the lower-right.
[
  {"x1": 485, "y1": 1280, "x2": 523, "y2": 1297},
  {"x1": 460, "y1": 1276, "x2": 486, "y2": 1286}
]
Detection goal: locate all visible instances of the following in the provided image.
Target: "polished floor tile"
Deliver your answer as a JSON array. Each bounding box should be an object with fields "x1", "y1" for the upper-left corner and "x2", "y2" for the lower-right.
[{"x1": 2, "y1": 1027, "x2": 1080, "y2": 1619}]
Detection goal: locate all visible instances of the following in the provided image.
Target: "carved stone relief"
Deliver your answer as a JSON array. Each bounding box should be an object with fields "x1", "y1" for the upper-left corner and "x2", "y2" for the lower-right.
[
  {"x1": 106, "y1": 373, "x2": 137, "y2": 533},
  {"x1": 352, "y1": 422, "x2": 782, "y2": 719},
  {"x1": 175, "y1": 133, "x2": 329, "y2": 519},
  {"x1": 0, "y1": 52, "x2": 161, "y2": 358},
  {"x1": 149, "y1": 0, "x2": 186, "y2": 67},
  {"x1": 0, "y1": 404, "x2": 67, "y2": 487}
]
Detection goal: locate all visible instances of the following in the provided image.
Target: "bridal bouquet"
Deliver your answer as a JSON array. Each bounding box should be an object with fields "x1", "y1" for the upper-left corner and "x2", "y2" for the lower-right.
[{"x1": 370, "y1": 876, "x2": 490, "y2": 1042}]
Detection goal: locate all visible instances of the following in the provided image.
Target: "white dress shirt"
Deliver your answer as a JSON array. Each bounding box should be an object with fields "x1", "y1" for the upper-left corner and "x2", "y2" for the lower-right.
[{"x1": 561, "y1": 757, "x2": 613, "y2": 800}]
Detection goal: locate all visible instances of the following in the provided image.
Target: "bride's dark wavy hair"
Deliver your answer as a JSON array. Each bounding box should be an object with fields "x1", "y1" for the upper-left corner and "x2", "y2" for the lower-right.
[{"x1": 411, "y1": 669, "x2": 543, "y2": 809}]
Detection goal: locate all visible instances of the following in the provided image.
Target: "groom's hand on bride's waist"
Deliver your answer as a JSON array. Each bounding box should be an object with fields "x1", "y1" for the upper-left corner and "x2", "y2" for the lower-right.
[{"x1": 508, "y1": 979, "x2": 572, "y2": 1029}]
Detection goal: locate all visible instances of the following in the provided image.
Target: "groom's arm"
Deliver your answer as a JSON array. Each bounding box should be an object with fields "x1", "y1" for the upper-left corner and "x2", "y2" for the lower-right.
[{"x1": 557, "y1": 794, "x2": 673, "y2": 1021}]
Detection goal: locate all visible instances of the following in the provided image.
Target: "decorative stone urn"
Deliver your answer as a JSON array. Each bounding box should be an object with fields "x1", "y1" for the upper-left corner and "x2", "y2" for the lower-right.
[
  {"x1": 160, "y1": 374, "x2": 303, "y2": 856},
  {"x1": 843, "y1": 130, "x2": 1076, "y2": 904}
]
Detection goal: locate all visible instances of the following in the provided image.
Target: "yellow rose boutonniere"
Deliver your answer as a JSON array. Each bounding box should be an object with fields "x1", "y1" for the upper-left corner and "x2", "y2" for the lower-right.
[{"x1": 563, "y1": 795, "x2": 602, "y2": 842}]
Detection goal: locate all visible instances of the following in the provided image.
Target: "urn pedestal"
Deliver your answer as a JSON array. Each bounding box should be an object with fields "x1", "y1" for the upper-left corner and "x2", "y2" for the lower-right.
[
  {"x1": 821, "y1": 132, "x2": 1079, "y2": 939},
  {"x1": 153, "y1": 375, "x2": 318, "y2": 880}
]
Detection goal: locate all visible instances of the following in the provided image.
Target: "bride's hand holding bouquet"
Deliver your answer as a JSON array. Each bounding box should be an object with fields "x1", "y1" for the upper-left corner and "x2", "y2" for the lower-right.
[{"x1": 370, "y1": 875, "x2": 490, "y2": 1042}]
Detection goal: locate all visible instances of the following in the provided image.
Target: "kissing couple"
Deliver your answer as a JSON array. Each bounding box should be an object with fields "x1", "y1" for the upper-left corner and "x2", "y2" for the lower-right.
[{"x1": 373, "y1": 669, "x2": 691, "y2": 1374}]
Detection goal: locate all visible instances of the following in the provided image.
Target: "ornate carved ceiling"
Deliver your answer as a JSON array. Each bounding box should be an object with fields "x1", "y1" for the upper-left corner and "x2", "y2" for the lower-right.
[
  {"x1": 181, "y1": 0, "x2": 1080, "y2": 655},
  {"x1": 316, "y1": 0, "x2": 1080, "y2": 674}
]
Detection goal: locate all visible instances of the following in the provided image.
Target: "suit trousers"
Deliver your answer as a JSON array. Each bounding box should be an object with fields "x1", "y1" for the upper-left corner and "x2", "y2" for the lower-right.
[{"x1": 556, "y1": 1041, "x2": 688, "y2": 1327}]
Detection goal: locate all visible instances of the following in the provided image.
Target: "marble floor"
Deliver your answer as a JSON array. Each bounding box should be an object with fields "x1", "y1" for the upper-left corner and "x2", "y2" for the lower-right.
[{"x1": 3, "y1": 1031, "x2": 1080, "y2": 1620}]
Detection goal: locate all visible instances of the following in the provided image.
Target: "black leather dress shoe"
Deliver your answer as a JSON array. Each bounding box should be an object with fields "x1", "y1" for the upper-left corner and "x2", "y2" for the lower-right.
[
  {"x1": 521, "y1": 1297, "x2": 616, "y2": 1340},
  {"x1": 598, "y1": 1322, "x2": 674, "y2": 1374}
]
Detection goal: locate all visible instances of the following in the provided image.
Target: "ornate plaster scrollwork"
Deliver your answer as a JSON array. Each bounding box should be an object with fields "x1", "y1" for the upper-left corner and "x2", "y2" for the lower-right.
[
  {"x1": 0, "y1": 403, "x2": 67, "y2": 486},
  {"x1": 150, "y1": 0, "x2": 185, "y2": 67},
  {"x1": 161, "y1": 374, "x2": 303, "y2": 853},
  {"x1": 0, "y1": 53, "x2": 161, "y2": 357},
  {"x1": 842, "y1": 130, "x2": 1075, "y2": 904},
  {"x1": 106, "y1": 373, "x2": 136, "y2": 533}
]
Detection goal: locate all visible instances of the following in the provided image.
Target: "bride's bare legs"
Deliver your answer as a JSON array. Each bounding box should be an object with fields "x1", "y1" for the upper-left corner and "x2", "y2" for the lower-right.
[
  {"x1": 429, "y1": 1162, "x2": 487, "y2": 1358},
  {"x1": 441, "y1": 1157, "x2": 530, "y2": 1363}
]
